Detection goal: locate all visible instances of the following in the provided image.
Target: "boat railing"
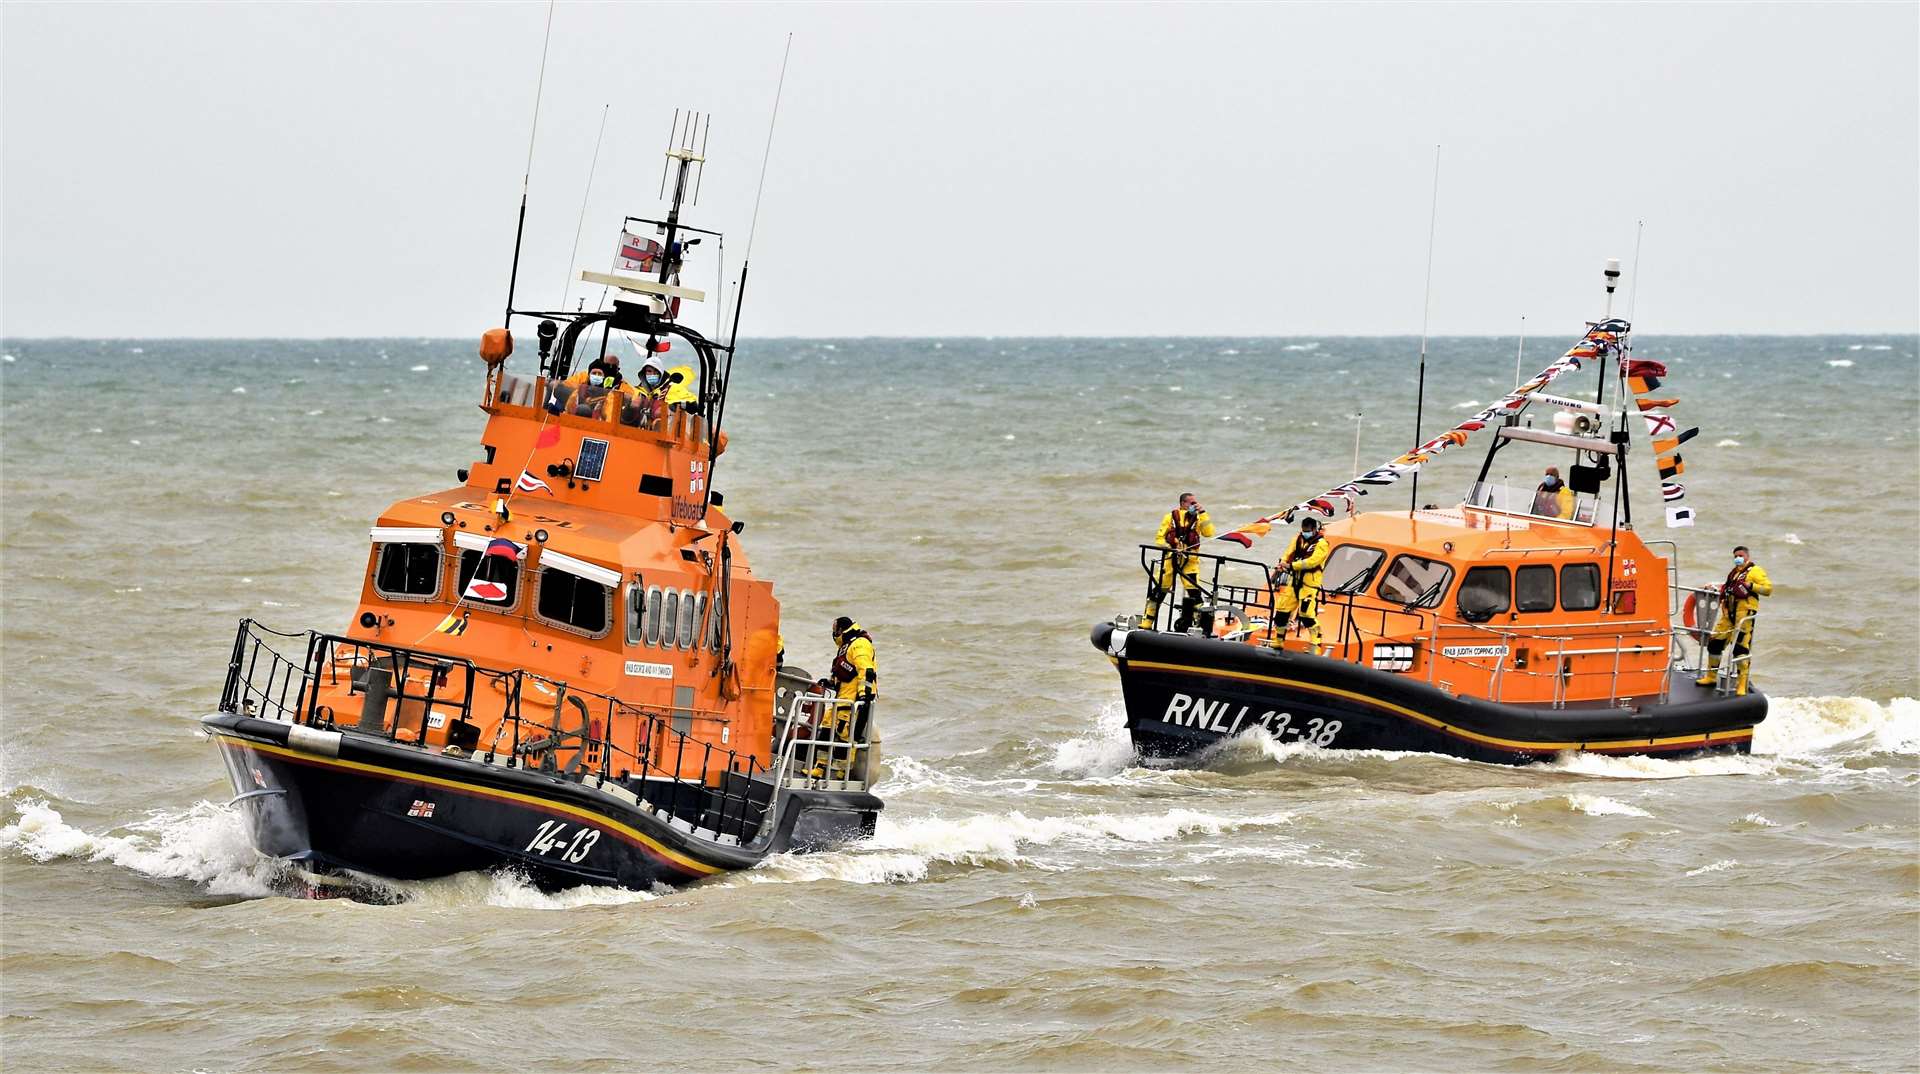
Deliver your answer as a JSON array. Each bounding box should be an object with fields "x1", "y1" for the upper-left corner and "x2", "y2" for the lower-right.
[
  {"x1": 1136, "y1": 545, "x2": 1278, "y2": 635},
  {"x1": 1670, "y1": 583, "x2": 1757, "y2": 696},
  {"x1": 220, "y1": 619, "x2": 772, "y2": 846},
  {"x1": 1464, "y1": 479, "x2": 1601, "y2": 526},
  {"x1": 770, "y1": 691, "x2": 876, "y2": 793}
]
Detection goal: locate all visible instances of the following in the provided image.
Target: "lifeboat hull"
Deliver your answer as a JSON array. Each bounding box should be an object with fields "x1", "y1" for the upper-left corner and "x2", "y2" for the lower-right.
[
  {"x1": 1091, "y1": 623, "x2": 1766, "y2": 767},
  {"x1": 204, "y1": 713, "x2": 880, "y2": 891}
]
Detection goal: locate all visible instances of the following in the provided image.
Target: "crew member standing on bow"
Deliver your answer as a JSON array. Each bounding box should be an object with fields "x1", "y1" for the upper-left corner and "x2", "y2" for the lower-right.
[
  {"x1": 1697, "y1": 545, "x2": 1771, "y2": 695},
  {"x1": 812, "y1": 617, "x2": 877, "y2": 780},
  {"x1": 1282, "y1": 516, "x2": 1333, "y2": 654},
  {"x1": 1143, "y1": 493, "x2": 1214, "y2": 629}
]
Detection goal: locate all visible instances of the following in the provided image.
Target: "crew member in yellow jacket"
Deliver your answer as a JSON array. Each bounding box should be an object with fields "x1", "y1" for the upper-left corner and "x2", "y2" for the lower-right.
[
  {"x1": 1697, "y1": 545, "x2": 1771, "y2": 695},
  {"x1": 1282, "y1": 516, "x2": 1333, "y2": 654},
  {"x1": 1143, "y1": 493, "x2": 1214, "y2": 629},
  {"x1": 1531, "y1": 467, "x2": 1575, "y2": 519},
  {"x1": 812, "y1": 617, "x2": 877, "y2": 779}
]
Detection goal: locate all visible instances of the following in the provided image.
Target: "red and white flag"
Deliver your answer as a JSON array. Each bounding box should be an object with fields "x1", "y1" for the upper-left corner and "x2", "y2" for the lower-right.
[
  {"x1": 1643, "y1": 410, "x2": 1676, "y2": 437},
  {"x1": 464, "y1": 575, "x2": 510, "y2": 602},
  {"x1": 516, "y1": 469, "x2": 552, "y2": 494},
  {"x1": 615, "y1": 231, "x2": 662, "y2": 274}
]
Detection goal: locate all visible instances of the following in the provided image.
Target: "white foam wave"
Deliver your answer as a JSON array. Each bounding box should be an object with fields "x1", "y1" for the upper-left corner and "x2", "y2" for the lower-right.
[
  {"x1": 743, "y1": 806, "x2": 1294, "y2": 886},
  {"x1": 1046, "y1": 701, "x2": 1138, "y2": 778},
  {"x1": 1827, "y1": 359, "x2": 1854, "y2": 367},
  {"x1": 1716, "y1": 438, "x2": 1741, "y2": 447},
  {"x1": 1686, "y1": 858, "x2": 1737, "y2": 876},
  {"x1": 1739, "y1": 812, "x2": 1779, "y2": 827},
  {"x1": 1779, "y1": 533, "x2": 1804, "y2": 545},
  {"x1": 1540, "y1": 750, "x2": 1766, "y2": 780},
  {"x1": 409, "y1": 364, "x2": 431, "y2": 372},
  {"x1": 0, "y1": 799, "x2": 282, "y2": 896},
  {"x1": 1283, "y1": 342, "x2": 1320, "y2": 352},
  {"x1": 1564, "y1": 793, "x2": 1652, "y2": 818},
  {"x1": 1754, "y1": 696, "x2": 1919, "y2": 757}
]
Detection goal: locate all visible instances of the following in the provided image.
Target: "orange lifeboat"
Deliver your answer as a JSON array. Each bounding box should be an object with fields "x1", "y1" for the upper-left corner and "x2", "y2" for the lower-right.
[
  {"x1": 1094, "y1": 296, "x2": 1766, "y2": 765},
  {"x1": 203, "y1": 115, "x2": 881, "y2": 892}
]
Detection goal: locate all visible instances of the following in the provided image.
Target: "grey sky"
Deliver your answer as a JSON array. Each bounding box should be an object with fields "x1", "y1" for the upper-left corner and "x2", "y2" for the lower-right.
[{"x1": 3, "y1": 2, "x2": 1915, "y2": 338}]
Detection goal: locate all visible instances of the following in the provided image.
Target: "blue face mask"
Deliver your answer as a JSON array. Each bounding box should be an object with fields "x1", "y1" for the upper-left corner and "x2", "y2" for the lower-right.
[
  {"x1": 1733, "y1": 554, "x2": 1746, "y2": 565},
  {"x1": 590, "y1": 373, "x2": 605, "y2": 387}
]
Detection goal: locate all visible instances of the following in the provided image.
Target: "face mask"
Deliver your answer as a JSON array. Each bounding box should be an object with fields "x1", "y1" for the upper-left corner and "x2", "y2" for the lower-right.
[
  {"x1": 1543, "y1": 475, "x2": 1559, "y2": 486},
  {"x1": 645, "y1": 373, "x2": 663, "y2": 387},
  {"x1": 1733, "y1": 554, "x2": 1746, "y2": 565},
  {"x1": 590, "y1": 374, "x2": 604, "y2": 387}
]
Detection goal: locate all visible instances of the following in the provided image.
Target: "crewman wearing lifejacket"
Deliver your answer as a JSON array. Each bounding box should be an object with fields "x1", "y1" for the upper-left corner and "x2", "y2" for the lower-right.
[
  {"x1": 1697, "y1": 545, "x2": 1771, "y2": 695},
  {"x1": 1532, "y1": 467, "x2": 1574, "y2": 519},
  {"x1": 811, "y1": 617, "x2": 876, "y2": 779},
  {"x1": 1282, "y1": 516, "x2": 1332, "y2": 654},
  {"x1": 1143, "y1": 493, "x2": 1214, "y2": 629},
  {"x1": 625, "y1": 355, "x2": 674, "y2": 428},
  {"x1": 550, "y1": 357, "x2": 616, "y2": 417}
]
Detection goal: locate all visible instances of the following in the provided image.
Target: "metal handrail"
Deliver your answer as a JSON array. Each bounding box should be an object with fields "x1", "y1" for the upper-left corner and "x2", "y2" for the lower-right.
[
  {"x1": 770, "y1": 692, "x2": 875, "y2": 792},
  {"x1": 218, "y1": 620, "x2": 772, "y2": 845}
]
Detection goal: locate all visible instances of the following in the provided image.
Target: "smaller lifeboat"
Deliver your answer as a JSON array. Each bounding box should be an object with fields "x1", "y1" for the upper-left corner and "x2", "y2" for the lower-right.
[
  {"x1": 203, "y1": 113, "x2": 881, "y2": 892},
  {"x1": 1092, "y1": 280, "x2": 1766, "y2": 766}
]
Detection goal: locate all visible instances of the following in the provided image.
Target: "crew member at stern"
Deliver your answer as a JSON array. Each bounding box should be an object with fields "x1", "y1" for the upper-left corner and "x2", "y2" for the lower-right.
[
  {"x1": 812, "y1": 617, "x2": 877, "y2": 779},
  {"x1": 1697, "y1": 545, "x2": 1771, "y2": 695},
  {"x1": 1143, "y1": 493, "x2": 1214, "y2": 629},
  {"x1": 1282, "y1": 516, "x2": 1332, "y2": 655}
]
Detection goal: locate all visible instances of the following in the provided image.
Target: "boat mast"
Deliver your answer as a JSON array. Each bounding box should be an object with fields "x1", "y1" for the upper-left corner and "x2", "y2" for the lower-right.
[
  {"x1": 502, "y1": 1, "x2": 557, "y2": 330},
  {"x1": 1408, "y1": 145, "x2": 1441, "y2": 515}
]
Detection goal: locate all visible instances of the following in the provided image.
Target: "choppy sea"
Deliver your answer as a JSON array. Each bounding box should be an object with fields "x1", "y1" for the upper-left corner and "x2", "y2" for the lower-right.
[{"x1": 2, "y1": 335, "x2": 1916, "y2": 1072}]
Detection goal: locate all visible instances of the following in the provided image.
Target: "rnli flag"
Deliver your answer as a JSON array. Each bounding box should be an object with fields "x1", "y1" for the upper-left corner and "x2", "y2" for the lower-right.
[
  {"x1": 434, "y1": 611, "x2": 470, "y2": 636},
  {"x1": 534, "y1": 424, "x2": 562, "y2": 450},
  {"x1": 1626, "y1": 374, "x2": 1663, "y2": 395},
  {"x1": 1666, "y1": 504, "x2": 1697, "y2": 528},
  {"x1": 615, "y1": 230, "x2": 662, "y2": 273},
  {"x1": 484, "y1": 537, "x2": 524, "y2": 564},
  {"x1": 492, "y1": 497, "x2": 511, "y2": 524},
  {"x1": 1624, "y1": 359, "x2": 1669, "y2": 379},
  {"x1": 1662, "y1": 481, "x2": 1687, "y2": 502},
  {"x1": 1658, "y1": 453, "x2": 1686, "y2": 480},
  {"x1": 516, "y1": 469, "x2": 553, "y2": 494}
]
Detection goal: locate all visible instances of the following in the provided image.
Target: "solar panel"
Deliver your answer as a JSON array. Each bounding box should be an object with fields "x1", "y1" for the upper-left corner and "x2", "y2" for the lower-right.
[{"x1": 576, "y1": 437, "x2": 609, "y2": 483}]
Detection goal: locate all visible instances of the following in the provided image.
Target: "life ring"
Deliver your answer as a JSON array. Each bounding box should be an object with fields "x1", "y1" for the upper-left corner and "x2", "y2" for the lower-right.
[{"x1": 1682, "y1": 591, "x2": 1699, "y2": 629}]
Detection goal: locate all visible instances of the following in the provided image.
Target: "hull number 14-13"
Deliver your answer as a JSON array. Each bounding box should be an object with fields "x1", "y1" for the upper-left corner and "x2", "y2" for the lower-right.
[{"x1": 526, "y1": 820, "x2": 600, "y2": 863}]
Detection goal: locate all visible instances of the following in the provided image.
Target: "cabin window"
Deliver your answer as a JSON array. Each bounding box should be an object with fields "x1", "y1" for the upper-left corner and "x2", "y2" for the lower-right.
[
  {"x1": 661, "y1": 590, "x2": 680, "y2": 648},
  {"x1": 1516, "y1": 565, "x2": 1557, "y2": 613},
  {"x1": 1321, "y1": 545, "x2": 1386, "y2": 596},
  {"x1": 373, "y1": 543, "x2": 441, "y2": 601},
  {"x1": 536, "y1": 568, "x2": 610, "y2": 638},
  {"x1": 1377, "y1": 554, "x2": 1453, "y2": 607},
  {"x1": 1561, "y1": 563, "x2": 1601, "y2": 611},
  {"x1": 678, "y1": 590, "x2": 697, "y2": 650},
  {"x1": 625, "y1": 583, "x2": 644, "y2": 645},
  {"x1": 1457, "y1": 566, "x2": 1511, "y2": 621},
  {"x1": 456, "y1": 549, "x2": 520, "y2": 608},
  {"x1": 645, "y1": 586, "x2": 663, "y2": 645},
  {"x1": 689, "y1": 593, "x2": 707, "y2": 651}
]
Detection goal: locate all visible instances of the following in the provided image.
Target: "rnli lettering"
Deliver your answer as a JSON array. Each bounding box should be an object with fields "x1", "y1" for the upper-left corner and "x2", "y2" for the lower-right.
[
  {"x1": 1441, "y1": 644, "x2": 1509, "y2": 659},
  {"x1": 1159, "y1": 692, "x2": 1342, "y2": 746},
  {"x1": 624, "y1": 660, "x2": 673, "y2": 679}
]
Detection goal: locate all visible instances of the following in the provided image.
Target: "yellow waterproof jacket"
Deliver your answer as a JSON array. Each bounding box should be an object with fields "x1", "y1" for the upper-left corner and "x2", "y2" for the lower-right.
[
  {"x1": 1722, "y1": 562, "x2": 1772, "y2": 622},
  {"x1": 832, "y1": 626, "x2": 878, "y2": 701},
  {"x1": 1531, "y1": 484, "x2": 1574, "y2": 519},
  {"x1": 665, "y1": 365, "x2": 699, "y2": 407},
  {"x1": 1286, "y1": 534, "x2": 1332, "y2": 592},
  {"x1": 1155, "y1": 508, "x2": 1215, "y2": 550}
]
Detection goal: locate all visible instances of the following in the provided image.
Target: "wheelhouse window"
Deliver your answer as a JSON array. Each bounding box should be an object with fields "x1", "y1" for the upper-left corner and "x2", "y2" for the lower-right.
[
  {"x1": 1322, "y1": 545, "x2": 1387, "y2": 596},
  {"x1": 1378, "y1": 554, "x2": 1454, "y2": 608},
  {"x1": 1561, "y1": 563, "x2": 1601, "y2": 611},
  {"x1": 679, "y1": 591, "x2": 699, "y2": 650},
  {"x1": 1457, "y1": 566, "x2": 1511, "y2": 621},
  {"x1": 1516, "y1": 565, "x2": 1556, "y2": 613},
  {"x1": 645, "y1": 586, "x2": 663, "y2": 645},
  {"x1": 660, "y1": 590, "x2": 680, "y2": 648},
  {"x1": 625, "y1": 583, "x2": 644, "y2": 645},
  {"x1": 536, "y1": 568, "x2": 610, "y2": 637},
  {"x1": 373, "y1": 542, "x2": 441, "y2": 600},
  {"x1": 456, "y1": 549, "x2": 520, "y2": 608}
]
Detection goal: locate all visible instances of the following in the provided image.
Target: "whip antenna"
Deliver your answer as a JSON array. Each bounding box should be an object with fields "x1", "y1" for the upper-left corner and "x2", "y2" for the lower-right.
[
  {"x1": 1407, "y1": 144, "x2": 1441, "y2": 514},
  {"x1": 502, "y1": 0, "x2": 557, "y2": 326},
  {"x1": 727, "y1": 32, "x2": 793, "y2": 347},
  {"x1": 560, "y1": 103, "x2": 611, "y2": 310},
  {"x1": 1627, "y1": 218, "x2": 1645, "y2": 323},
  {"x1": 1514, "y1": 314, "x2": 1526, "y2": 388}
]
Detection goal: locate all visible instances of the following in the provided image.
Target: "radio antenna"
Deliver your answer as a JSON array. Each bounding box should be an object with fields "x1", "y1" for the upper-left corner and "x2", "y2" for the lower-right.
[
  {"x1": 559, "y1": 104, "x2": 611, "y2": 310},
  {"x1": 1514, "y1": 315, "x2": 1526, "y2": 388},
  {"x1": 1626, "y1": 218, "x2": 1645, "y2": 323},
  {"x1": 502, "y1": 0, "x2": 557, "y2": 328},
  {"x1": 1407, "y1": 144, "x2": 1441, "y2": 515},
  {"x1": 727, "y1": 32, "x2": 793, "y2": 348}
]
